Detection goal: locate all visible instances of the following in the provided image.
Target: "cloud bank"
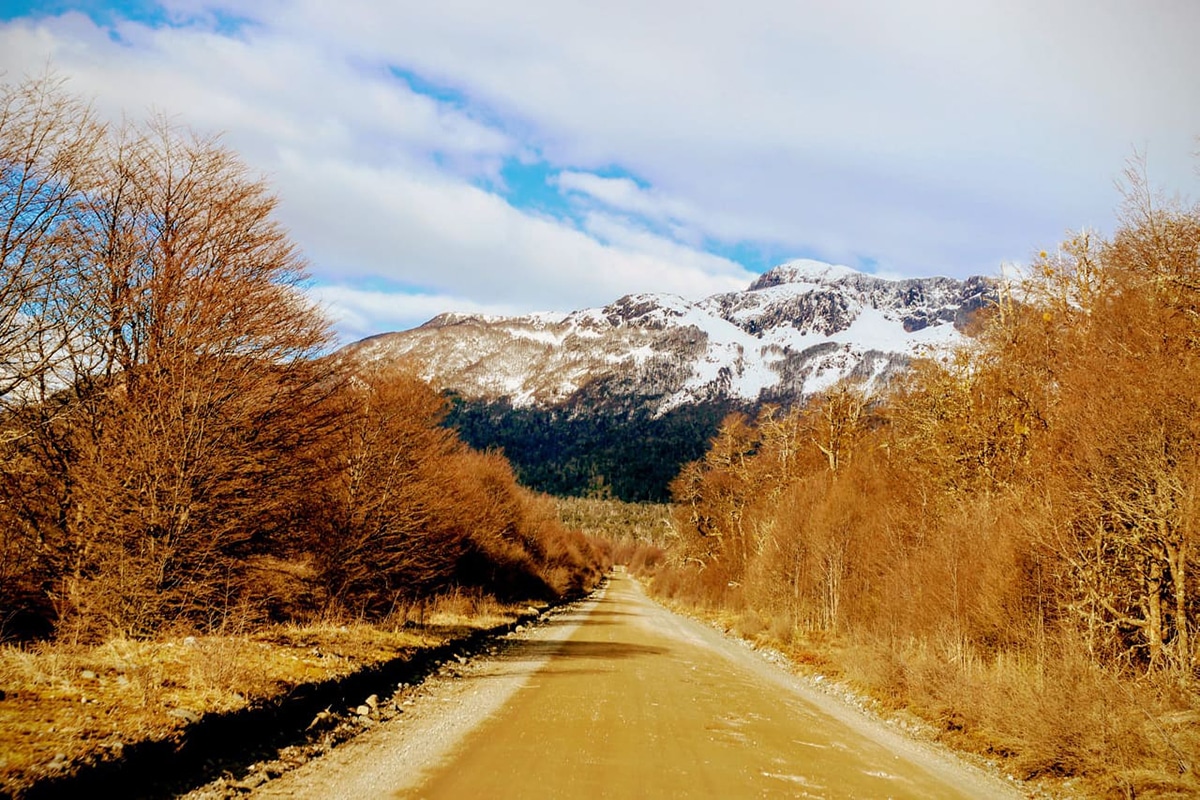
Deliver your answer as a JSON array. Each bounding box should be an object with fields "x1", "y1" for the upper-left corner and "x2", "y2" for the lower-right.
[{"x1": 2, "y1": 1, "x2": 1198, "y2": 341}]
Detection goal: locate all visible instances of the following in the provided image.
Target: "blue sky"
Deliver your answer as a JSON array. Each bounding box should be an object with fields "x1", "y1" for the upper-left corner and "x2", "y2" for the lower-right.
[{"x1": 3, "y1": 1, "x2": 1199, "y2": 341}]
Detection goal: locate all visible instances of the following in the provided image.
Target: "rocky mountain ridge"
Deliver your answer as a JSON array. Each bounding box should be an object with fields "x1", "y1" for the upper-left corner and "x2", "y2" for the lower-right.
[{"x1": 345, "y1": 259, "x2": 996, "y2": 413}]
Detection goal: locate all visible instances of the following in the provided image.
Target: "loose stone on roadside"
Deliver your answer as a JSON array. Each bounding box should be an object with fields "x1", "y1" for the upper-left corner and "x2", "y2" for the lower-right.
[
  {"x1": 307, "y1": 708, "x2": 334, "y2": 731},
  {"x1": 168, "y1": 707, "x2": 202, "y2": 724}
]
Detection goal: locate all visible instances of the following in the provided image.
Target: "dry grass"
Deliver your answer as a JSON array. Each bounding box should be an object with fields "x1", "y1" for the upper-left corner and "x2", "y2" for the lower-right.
[
  {"x1": 0, "y1": 599, "x2": 538, "y2": 795},
  {"x1": 383, "y1": 589, "x2": 529, "y2": 632},
  {"x1": 835, "y1": 639, "x2": 1200, "y2": 798}
]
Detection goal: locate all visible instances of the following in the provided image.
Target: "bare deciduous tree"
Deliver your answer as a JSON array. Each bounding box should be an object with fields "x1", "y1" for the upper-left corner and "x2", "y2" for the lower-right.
[
  {"x1": 306, "y1": 363, "x2": 466, "y2": 615},
  {"x1": 0, "y1": 82, "x2": 337, "y2": 636},
  {"x1": 0, "y1": 73, "x2": 103, "y2": 415}
]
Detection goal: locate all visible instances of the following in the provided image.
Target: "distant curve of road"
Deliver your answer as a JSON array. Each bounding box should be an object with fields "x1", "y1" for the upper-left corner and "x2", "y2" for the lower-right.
[{"x1": 253, "y1": 571, "x2": 1023, "y2": 799}]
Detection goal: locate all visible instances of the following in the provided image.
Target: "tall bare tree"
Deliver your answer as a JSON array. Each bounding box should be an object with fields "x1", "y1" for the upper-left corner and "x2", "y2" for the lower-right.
[
  {"x1": 0, "y1": 73, "x2": 104, "y2": 415},
  {"x1": 0, "y1": 75, "x2": 337, "y2": 635}
]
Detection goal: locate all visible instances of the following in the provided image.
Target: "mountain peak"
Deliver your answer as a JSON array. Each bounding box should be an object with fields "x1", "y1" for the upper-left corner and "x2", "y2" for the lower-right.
[
  {"x1": 342, "y1": 263, "x2": 997, "y2": 415},
  {"x1": 749, "y1": 259, "x2": 862, "y2": 291}
]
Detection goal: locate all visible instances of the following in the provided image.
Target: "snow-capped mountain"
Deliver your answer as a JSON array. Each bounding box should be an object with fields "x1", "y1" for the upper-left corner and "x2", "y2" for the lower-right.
[{"x1": 344, "y1": 260, "x2": 995, "y2": 413}]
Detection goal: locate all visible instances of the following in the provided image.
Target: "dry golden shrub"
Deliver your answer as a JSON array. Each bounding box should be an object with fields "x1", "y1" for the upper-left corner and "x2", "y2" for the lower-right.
[
  {"x1": 1, "y1": 74, "x2": 605, "y2": 643},
  {"x1": 660, "y1": 168, "x2": 1200, "y2": 793}
]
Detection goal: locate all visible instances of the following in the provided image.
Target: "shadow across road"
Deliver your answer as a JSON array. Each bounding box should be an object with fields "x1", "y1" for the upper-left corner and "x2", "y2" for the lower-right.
[{"x1": 493, "y1": 637, "x2": 668, "y2": 662}]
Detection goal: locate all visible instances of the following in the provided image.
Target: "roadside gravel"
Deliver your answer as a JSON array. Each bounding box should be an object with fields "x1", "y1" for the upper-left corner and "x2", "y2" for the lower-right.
[
  {"x1": 214, "y1": 575, "x2": 1028, "y2": 799},
  {"x1": 182, "y1": 596, "x2": 598, "y2": 799}
]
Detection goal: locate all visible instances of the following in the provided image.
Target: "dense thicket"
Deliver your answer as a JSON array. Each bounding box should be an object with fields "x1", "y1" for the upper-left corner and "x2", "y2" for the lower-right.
[
  {"x1": 445, "y1": 395, "x2": 747, "y2": 501},
  {"x1": 298, "y1": 364, "x2": 605, "y2": 618},
  {"x1": 657, "y1": 170, "x2": 1200, "y2": 791},
  {"x1": 0, "y1": 75, "x2": 603, "y2": 641}
]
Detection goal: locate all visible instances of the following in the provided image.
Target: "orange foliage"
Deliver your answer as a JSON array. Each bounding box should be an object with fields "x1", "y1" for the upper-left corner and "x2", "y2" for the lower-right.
[
  {"x1": 661, "y1": 168, "x2": 1200, "y2": 791},
  {"x1": 300, "y1": 363, "x2": 605, "y2": 619},
  {"x1": 0, "y1": 76, "x2": 603, "y2": 641}
]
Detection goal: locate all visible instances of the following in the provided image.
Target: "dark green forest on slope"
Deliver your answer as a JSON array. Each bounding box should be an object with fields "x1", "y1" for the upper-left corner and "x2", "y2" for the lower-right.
[{"x1": 444, "y1": 394, "x2": 750, "y2": 502}]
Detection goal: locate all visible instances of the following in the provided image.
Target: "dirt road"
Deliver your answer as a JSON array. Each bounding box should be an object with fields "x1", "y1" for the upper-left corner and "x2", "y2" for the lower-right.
[{"x1": 253, "y1": 572, "x2": 1021, "y2": 799}]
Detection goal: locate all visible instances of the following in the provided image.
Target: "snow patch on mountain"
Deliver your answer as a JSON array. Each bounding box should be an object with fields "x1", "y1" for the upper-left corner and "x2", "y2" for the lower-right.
[{"x1": 344, "y1": 260, "x2": 996, "y2": 412}]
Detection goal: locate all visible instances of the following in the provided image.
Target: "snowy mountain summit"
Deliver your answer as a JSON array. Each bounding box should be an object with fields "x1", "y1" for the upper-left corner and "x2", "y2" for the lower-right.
[{"x1": 345, "y1": 260, "x2": 996, "y2": 413}]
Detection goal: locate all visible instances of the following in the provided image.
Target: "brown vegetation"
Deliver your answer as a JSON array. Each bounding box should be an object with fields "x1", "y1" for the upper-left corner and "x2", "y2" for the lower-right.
[
  {"x1": 652, "y1": 169, "x2": 1200, "y2": 796},
  {"x1": 0, "y1": 70, "x2": 606, "y2": 794},
  {"x1": 0, "y1": 71, "x2": 605, "y2": 645},
  {"x1": 555, "y1": 497, "x2": 672, "y2": 574},
  {"x1": 0, "y1": 595, "x2": 535, "y2": 794}
]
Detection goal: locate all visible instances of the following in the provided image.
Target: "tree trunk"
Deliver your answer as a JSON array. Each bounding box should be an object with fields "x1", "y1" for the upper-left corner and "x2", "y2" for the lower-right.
[{"x1": 1147, "y1": 556, "x2": 1164, "y2": 668}]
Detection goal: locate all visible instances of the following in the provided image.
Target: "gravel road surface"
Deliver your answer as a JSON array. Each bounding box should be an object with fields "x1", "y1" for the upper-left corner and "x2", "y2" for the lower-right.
[{"x1": 252, "y1": 571, "x2": 1023, "y2": 799}]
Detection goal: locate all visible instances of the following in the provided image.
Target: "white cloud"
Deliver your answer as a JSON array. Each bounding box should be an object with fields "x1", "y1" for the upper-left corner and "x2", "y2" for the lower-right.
[
  {"x1": 0, "y1": 11, "x2": 756, "y2": 343},
  {"x1": 578, "y1": 211, "x2": 748, "y2": 284},
  {"x1": 4, "y1": 0, "x2": 1199, "y2": 341},
  {"x1": 308, "y1": 285, "x2": 520, "y2": 342},
  {"x1": 277, "y1": 152, "x2": 754, "y2": 311},
  {"x1": 556, "y1": 172, "x2": 696, "y2": 226},
  {"x1": 256, "y1": 0, "x2": 1199, "y2": 268}
]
